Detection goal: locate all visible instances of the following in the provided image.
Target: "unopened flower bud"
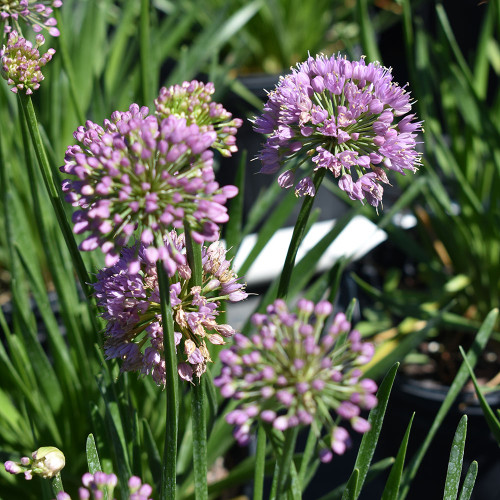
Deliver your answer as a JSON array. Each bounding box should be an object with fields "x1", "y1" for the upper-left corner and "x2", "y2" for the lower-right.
[
  {"x1": 3, "y1": 446, "x2": 65, "y2": 481},
  {"x1": 31, "y1": 446, "x2": 65, "y2": 478}
]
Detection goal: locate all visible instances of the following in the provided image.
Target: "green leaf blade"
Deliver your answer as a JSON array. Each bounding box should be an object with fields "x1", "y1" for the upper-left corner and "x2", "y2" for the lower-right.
[{"x1": 443, "y1": 415, "x2": 467, "y2": 500}]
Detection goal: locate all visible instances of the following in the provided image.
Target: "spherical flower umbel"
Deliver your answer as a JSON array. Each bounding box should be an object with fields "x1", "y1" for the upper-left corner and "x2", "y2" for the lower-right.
[
  {"x1": 93, "y1": 231, "x2": 247, "y2": 385},
  {"x1": 0, "y1": 30, "x2": 55, "y2": 94},
  {"x1": 0, "y1": 0, "x2": 62, "y2": 37},
  {"x1": 155, "y1": 80, "x2": 243, "y2": 157},
  {"x1": 253, "y1": 53, "x2": 422, "y2": 207},
  {"x1": 4, "y1": 446, "x2": 65, "y2": 481},
  {"x1": 214, "y1": 299, "x2": 378, "y2": 461},
  {"x1": 56, "y1": 472, "x2": 153, "y2": 500},
  {"x1": 61, "y1": 99, "x2": 238, "y2": 273}
]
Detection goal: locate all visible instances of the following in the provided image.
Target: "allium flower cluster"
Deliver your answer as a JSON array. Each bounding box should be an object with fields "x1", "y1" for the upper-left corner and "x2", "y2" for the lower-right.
[
  {"x1": 0, "y1": 30, "x2": 54, "y2": 94},
  {"x1": 254, "y1": 53, "x2": 422, "y2": 207},
  {"x1": 61, "y1": 99, "x2": 238, "y2": 272},
  {"x1": 155, "y1": 80, "x2": 243, "y2": 157},
  {"x1": 4, "y1": 446, "x2": 65, "y2": 480},
  {"x1": 93, "y1": 231, "x2": 247, "y2": 385},
  {"x1": 0, "y1": 1, "x2": 62, "y2": 36},
  {"x1": 214, "y1": 299, "x2": 378, "y2": 461},
  {"x1": 56, "y1": 472, "x2": 153, "y2": 500}
]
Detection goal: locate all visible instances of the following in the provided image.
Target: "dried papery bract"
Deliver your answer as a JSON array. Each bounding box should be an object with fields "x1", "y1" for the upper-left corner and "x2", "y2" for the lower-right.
[
  {"x1": 254, "y1": 53, "x2": 422, "y2": 208},
  {"x1": 215, "y1": 299, "x2": 378, "y2": 461}
]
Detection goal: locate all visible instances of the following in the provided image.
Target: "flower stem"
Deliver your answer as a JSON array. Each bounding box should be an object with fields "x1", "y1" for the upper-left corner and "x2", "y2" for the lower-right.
[
  {"x1": 277, "y1": 169, "x2": 326, "y2": 299},
  {"x1": 184, "y1": 223, "x2": 203, "y2": 288},
  {"x1": 17, "y1": 97, "x2": 92, "y2": 396},
  {"x1": 275, "y1": 426, "x2": 300, "y2": 499},
  {"x1": 157, "y1": 259, "x2": 179, "y2": 500},
  {"x1": 298, "y1": 426, "x2": 319, "y2": 490},
  {"x1": 191, "y1": 382, "x2": 208, "y2": 500},
  {"x1": 183, "y1": 223, "x2": 208, "y2": 500},
  {"x1": 253, "y1": 425, "x2": 267, "y2": 500},
  {"x1": 51, "y1": 474, "x2": 64, "y2": 495},
  {"x1": 17, "y1": 93, "x2": 91, "y2": 298}
]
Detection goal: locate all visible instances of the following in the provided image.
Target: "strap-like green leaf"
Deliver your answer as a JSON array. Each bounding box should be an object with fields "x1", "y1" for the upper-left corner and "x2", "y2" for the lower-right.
[
  {"x1": 355, "y1": 0, "x2": 381, "y2": 63},
  {"x1": 458, "y1": 461, "x2": 478, "y2": 500},
  {"x1": 443, "y1": 415, "x2": 467, "y2": 500},
  {"x1": 351, "y1": 362, "x2": 400, "y2": 498},
  {"x1": 86, "y1": 434, "x2": 103, "y2": 475},
  {"x1": 341, "y1": 468, "x2": 359, "y2": 500},
  {"x1": 400, "y1": 308, "x2": 498, "y2": 499},
  {"x1": 142, "y1": 419, "x2": 162, "y2": 491},
  {"x1": 225, "y1": 150, "x2": 247, "y2": 261},
  {"x1": 96, "y1": 372, "x2": 132, "y2": 499},
  {"x1": 381, "y1": 413, "x2": 415, "y2": 500},
  {"x1": 458, "y1": 346, "x2": 500, "y2": 445},
  {"x1": 318, "y1": 458, "x2": 394, "y2": 500}
]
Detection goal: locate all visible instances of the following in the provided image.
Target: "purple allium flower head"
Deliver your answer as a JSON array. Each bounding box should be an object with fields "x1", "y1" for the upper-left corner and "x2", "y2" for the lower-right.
[
  {"x1": 56, "y1": 471, "x2": 152, "y2": 500},
  {"x1": 214, "y1": 299, "x2": 377, "y2": 460},
  {"x1": 61, "y1": 95, "x2": 239, "y2": 274},
  {"x1": 155, "y1": 80, "x2": 242, "y2": 158},
  {"x1": 4, "y1": 446, "x2": 65, "y2": 481},
  {"x1": 0, "y1": 30, "x2": 55, "y2": 94},
  {"x1": 0, "y1": 1, "x2": 62, "y2": 37},
  {"x1": 93, "y1": 231, "x2": 247, "y2": 385},
  {"x1": 253, "y1": 53, "x2": 423, "y2": 208}
]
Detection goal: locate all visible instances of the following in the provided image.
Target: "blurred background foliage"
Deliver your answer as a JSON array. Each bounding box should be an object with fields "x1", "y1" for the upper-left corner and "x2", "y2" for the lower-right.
[{"x1": 0, "y1": 0, "x2": 499, "y2": 498}]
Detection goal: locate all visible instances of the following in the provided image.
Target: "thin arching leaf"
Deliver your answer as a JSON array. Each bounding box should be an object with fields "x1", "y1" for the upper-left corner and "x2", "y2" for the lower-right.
[
  {"x1": 459, "y1": 346, "x2": 500, "y2": 445},
  {"x1": 400, "y1": 308, "x2": 498, "y2": 499},
  {"x1": 381, "y1": 413, "x2": 414, "y2": 500}
]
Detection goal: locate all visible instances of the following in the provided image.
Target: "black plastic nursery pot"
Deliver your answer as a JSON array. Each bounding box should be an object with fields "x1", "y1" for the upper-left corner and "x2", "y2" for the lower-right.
[{"x1": 377, "y1": 375, "x2": 500, "y2": 500}]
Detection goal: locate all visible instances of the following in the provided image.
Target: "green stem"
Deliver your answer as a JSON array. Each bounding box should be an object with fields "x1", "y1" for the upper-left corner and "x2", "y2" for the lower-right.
[
  {"x1": 298, "y1": 427, "x2": 318, "y2": 490},
  {"x1": 183, "y1": 223, "x2": 208, "y2": 500},
  {"x1": 275, "y1": 426, "x2": 300, "y2": 499},
  {"x1": 184, "y1": 222, "x2": 203, "y2": 287},
  {"x1": 191, "y1": 381, "x2": 208, "y2": 500},
  {"x1": 277, "y1": 170, "x2": 326, "y2": 299},
  {"x1": 269, "y1": 463, "x2": 279, "y2": 500},
  {"x1": 17, "y1": 98, "x2": 86, "y2": 404},
  {"x1": 51, "y1": 474, "x2": 64, "y2": 495},
  {"x1": 17, "y1": 93, "x2": 91, "y2": 298},
  {"x1": 54, "y1": 10, "x2": 85, "y2": 124},
  {"x1": 157, "y1": 260, "x2": 179, "y2": 500},
  {"x1": 253, "y1": 425, "x2": 267, "y2": 500}
]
